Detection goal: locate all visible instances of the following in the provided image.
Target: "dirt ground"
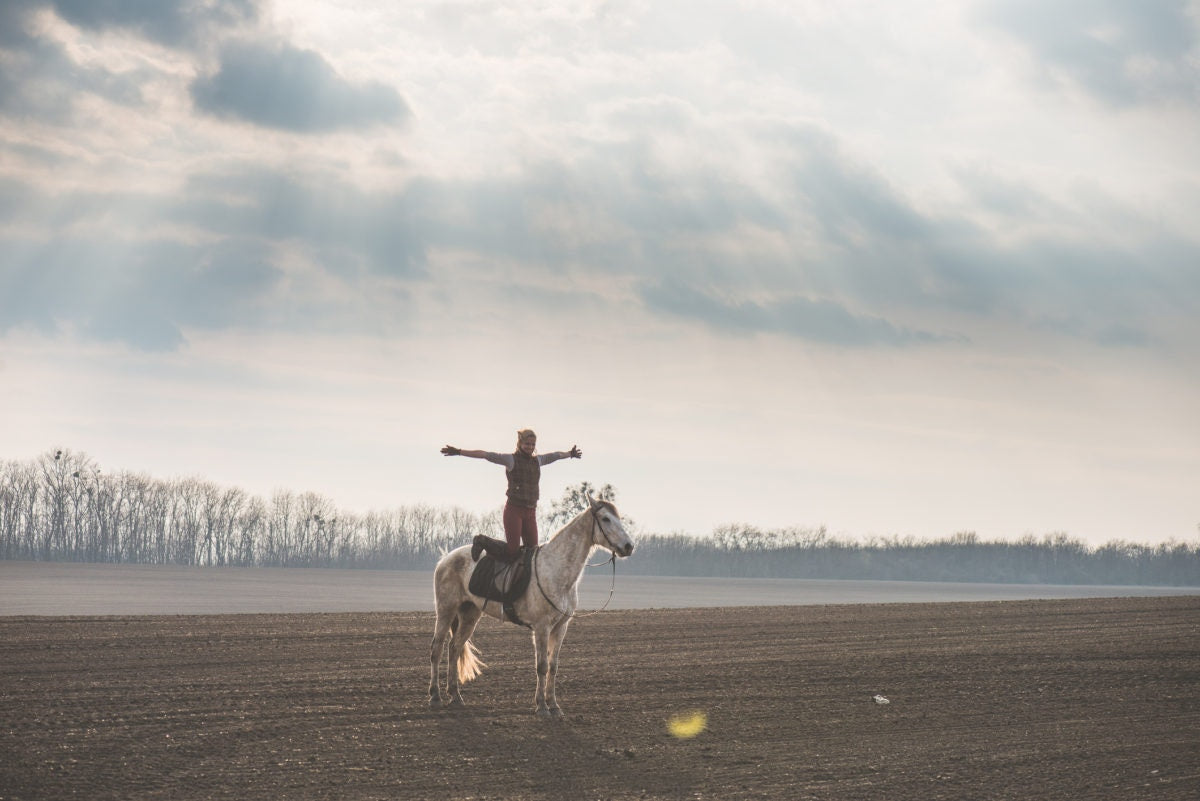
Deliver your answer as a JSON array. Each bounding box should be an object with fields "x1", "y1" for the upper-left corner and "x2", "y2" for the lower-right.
[{"x1": 2, "y1": 596, "x2": 1198, "y2": 800}]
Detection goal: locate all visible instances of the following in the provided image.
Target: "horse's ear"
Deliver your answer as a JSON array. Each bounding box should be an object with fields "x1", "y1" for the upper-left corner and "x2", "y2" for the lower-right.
[{"x1": 585, "y1": 489, "x2": 596, "y2": 508}]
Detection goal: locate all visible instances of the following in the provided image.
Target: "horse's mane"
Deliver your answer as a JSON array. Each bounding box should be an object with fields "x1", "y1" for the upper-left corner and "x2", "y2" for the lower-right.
[
  {"x1": 546, "y1": 500, "x2": 618, "y2": 541},
  {"x1": 592, "y1": 499, "x2": 617, "y2": 515}
]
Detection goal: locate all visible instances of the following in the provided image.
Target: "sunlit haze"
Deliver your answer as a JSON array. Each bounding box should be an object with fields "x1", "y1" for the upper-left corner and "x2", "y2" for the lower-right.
[{"x1": 2, "y1": 1, "x2": 1198, "y2": 545}]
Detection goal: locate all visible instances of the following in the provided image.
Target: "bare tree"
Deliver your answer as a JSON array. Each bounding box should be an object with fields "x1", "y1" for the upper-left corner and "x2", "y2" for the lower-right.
[
  {"x1": 2, "y1": 448, "x2": 1197, "y2": 584},
  {"x1": 541, "y1": 481, "x2": 620, "y2": 532},
  {"x1": 0, "y1": 459, "x2": 35, "y2": 559}
]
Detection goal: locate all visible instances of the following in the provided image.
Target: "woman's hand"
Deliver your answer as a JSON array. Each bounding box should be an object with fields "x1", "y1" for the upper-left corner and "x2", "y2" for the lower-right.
[
  {"x1": 568, "y1": 445, "x2": 582, "y2": 459},
  {"x1": 441, "y1": 445, "x2": 461, "y2": 456}
]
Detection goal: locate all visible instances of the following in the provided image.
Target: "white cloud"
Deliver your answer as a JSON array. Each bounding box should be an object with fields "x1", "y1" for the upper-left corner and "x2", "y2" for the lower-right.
[{"x1": 979, "y1": 0, "x2": 1200, "y2": 105}]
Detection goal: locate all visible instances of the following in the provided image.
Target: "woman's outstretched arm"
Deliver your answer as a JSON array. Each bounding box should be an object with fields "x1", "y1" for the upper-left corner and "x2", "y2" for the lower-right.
[
  {"x1": 538, "y1": 445, "x2": 582, "y2": 465},
  {"x1": 441, "y1": 445, "x2": 490, "y2": 458}
]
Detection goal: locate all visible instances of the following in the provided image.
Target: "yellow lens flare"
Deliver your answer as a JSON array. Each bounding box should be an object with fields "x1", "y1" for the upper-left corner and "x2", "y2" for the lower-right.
[{"x1": 667, "y1": 710, "x2": 708, "y2": 739}]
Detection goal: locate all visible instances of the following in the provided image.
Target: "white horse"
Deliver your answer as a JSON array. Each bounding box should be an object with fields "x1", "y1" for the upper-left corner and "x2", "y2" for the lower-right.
[{"x1": 429, "y1": 494, "x2": 635, "y2": 717}]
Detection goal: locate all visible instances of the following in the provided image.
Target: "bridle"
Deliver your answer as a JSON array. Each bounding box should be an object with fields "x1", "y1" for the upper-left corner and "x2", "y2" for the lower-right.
[
  {"x1": 533, "y1": 504, "x2": 625, "y2": 621},
  {"x1": 589, "y1": 503, "x2": 629, "y2": 561}
]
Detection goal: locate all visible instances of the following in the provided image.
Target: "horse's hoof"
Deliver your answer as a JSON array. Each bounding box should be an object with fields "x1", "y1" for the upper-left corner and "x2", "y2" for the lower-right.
[
  {"x1": 536, "y1": 707, "x2": 551, "y2": 718},
  {"x1": 549, "y1": 707, "x2": 564, "y2": 719},
  {"x1": 429, "y1": 698, "x2": 442, "y2": 709},
  {"x1": 448, "y1": 697, "x2": 465, "y2": 709}
]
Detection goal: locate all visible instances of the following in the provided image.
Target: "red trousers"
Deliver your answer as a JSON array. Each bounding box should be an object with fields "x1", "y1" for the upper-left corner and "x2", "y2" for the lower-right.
[{"x1": 502, "y1": 503, "x2": 538, "y2": 558}]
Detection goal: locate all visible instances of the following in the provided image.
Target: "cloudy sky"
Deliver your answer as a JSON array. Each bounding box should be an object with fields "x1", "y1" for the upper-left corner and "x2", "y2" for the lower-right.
[{"x1": 2, "y1": 0, "x2": 1198, "y2": 546}]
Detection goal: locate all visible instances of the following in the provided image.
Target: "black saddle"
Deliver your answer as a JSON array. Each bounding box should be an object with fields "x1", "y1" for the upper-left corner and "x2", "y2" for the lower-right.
[{"x1": 468, "y1": 538, "x2": 534, "y2": 626}]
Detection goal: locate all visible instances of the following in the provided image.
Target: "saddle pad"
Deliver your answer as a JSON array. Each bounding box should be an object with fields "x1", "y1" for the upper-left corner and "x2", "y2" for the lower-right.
[{"x1": 468, "y1": 549, "x2": 533, "y2": 603}]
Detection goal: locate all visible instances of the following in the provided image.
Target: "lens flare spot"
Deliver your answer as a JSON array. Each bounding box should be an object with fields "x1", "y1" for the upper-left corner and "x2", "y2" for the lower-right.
[{"x1": 667, "y1": 710, "x2": 707, "y2": 739}]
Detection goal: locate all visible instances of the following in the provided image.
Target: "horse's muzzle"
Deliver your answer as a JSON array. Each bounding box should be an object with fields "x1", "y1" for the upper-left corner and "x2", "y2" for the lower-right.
[{"x1": 618, "y1": 543, "x2": 634, "y2": 558}]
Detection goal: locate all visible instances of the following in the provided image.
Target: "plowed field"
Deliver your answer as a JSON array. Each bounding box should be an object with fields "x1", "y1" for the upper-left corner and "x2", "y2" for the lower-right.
[{"x1": 2, "y1": 596, "x2": 1198, "y2": 800}]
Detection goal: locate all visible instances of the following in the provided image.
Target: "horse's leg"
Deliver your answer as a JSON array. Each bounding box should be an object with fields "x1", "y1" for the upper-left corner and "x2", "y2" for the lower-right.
[
  {"x1": 429, "y1": 605, "x2": 455, "y2": 708},
  {"x1": 447, "y1": 602, "x2": 482, "y2": 708},
  {"x1": 533, "y1": 626, "x2": 553, "y2": 717},
  {"x1": 544, "y1": 617, "x2": 571, "y2": 718}
]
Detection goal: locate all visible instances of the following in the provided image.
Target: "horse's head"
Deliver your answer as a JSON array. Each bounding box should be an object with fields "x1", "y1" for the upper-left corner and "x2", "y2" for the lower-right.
[{"x1": 586, "y1": 490, "x2": 634, "y2": 558}]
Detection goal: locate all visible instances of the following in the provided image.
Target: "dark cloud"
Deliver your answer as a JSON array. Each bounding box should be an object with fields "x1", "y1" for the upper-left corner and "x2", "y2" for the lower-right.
[
  {"x1": 191, "y1": 42, "x2": 411, "y2": 132},
  {"x1": 2, "y1": 119, "x2": 1194, "y2": 352},
  {"x1": 641, "y1": 279, "x2": 953, "y2": 347},
  {"x1": 780, "y1": 127, "x2": 1200, "y2": 351},
  {"x1": 953, "y1": 165, "x2": 1063, "y2": 220},
  {"x1": 1094, "y1": 324, "x2": 1154, "y2": 348},
  {"x1": 0, "y1": 178, "x2": 28, "y2": 221},
  {"x1": 48, "y1": 0, "x2": 259, "y2": 48},
  {"x1": 0, "y1": 1, "x2": 264, "y2": 124},
  {"x1": 0, "y1": 5, "x2": 146, "y2": 122},
  {"x1": 0, "y1": 230, "x2": 282, "y2": 351},
  {"x1": 793, "y1": 134, "x2": 931, "y2": 244},
  {"x1": 597, "y1": 125, "x2": 1196, "y2": 351},
  {"x1": 0, "y1": 3, "x2": 36, "y2": 49},
  {"x1": 6, "y1": 3, "x2": 399, "y2": 134},
  {"x1": 781, "y1": 129, "x2": 997, "y2": 315},
  {"x1": 980, "y1": 0, "x2": 1200, "y2": 105},
  {"x1": 396, "y1": 129, "x2": 1196, "y2": 352},
  {"x1": 0, "y1": 165, "x2": 428, "y2": 350},
  {"x1": 407, "y1": 150, "x2": 784, "y2": 280},
  {"x1": 0, "y1": 1, "x2": 259, "y2": 52},
  {"x1": 171, "y1": 168, "x2": 428, "y2": 275},
  {"x1": 1032, "y1": 314, "x2": 1157, "y2": 350}
]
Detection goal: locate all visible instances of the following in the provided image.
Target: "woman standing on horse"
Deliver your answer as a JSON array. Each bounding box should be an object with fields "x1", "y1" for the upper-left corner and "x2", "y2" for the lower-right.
[{"x1": 441, "y1": 429, "x2": 581, "y2": 560}]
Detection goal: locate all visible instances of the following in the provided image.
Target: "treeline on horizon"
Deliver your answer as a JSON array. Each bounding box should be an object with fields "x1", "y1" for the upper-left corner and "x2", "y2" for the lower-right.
[{"x1": 2, "y1": 449, "x2": 1197, "y2": 587}]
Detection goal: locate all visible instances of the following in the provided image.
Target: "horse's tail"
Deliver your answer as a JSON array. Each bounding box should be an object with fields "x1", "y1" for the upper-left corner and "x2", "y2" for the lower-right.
[
  {"x1": 450, "y1": 616, "x2": 486, "y2": 683},
  {"x1": 458, "y1": 639, "x2": 485, "y2": 683}
]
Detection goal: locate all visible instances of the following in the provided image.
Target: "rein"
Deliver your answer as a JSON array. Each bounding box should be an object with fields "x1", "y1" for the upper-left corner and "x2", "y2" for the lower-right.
[{"x1": 532, "y1": 506, "x2": 620, "y2": 621}]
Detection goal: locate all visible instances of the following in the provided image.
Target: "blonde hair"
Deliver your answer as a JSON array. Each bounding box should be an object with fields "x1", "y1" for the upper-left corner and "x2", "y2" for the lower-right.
[{"x1": 516, "y1": 429, "x2": 537, "y2": 446}]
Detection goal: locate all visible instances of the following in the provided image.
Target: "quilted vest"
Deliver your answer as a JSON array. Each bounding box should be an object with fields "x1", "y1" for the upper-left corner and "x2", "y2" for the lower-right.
[{"x1": 506, "y1": 451, "x2": 541, "y2": 508}]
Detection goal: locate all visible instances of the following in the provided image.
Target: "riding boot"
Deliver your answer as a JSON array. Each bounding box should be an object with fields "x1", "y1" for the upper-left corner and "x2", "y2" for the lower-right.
[
  {"x1": 473, "y1": 535, "x2": 512, "y2": 562},
  {"x1": 489, "y1": 540, "x2": 516, "y2": 562}
]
